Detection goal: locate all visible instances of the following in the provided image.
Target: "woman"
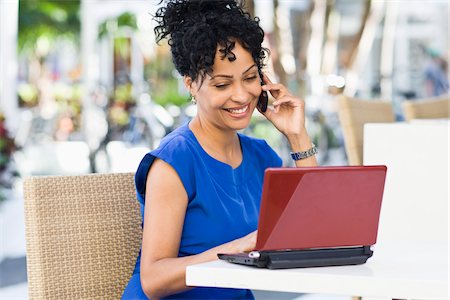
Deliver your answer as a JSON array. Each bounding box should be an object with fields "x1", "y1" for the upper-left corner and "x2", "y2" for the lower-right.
[{"x1": 122, "y1": 1, "x2": 317, "y2": 299}]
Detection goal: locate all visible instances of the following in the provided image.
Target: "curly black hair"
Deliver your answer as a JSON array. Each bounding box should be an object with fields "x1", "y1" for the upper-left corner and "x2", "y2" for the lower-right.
[{"x1": 154, "y1": 0, "x2": 268, "y2": 84}]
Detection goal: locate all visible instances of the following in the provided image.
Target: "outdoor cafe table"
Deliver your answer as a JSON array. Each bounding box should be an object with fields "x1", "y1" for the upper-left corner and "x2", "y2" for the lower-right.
[
  {"x1": 186, "y1": 241, "x2": 447, "y2": 299},
  {"x1": 186, "y1": 121, "x2": 449, "y2": 299}
]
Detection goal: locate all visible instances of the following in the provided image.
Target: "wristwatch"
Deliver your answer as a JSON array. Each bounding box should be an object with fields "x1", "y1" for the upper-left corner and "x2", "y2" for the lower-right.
[{"x1": 290, "y1": 144, "x2": 318, "y2": 161}]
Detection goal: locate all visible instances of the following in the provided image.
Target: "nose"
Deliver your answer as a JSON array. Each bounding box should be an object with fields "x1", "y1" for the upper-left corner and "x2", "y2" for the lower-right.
[{"x1": 230, "y1": 83, "x2": 249, "y2": 103}]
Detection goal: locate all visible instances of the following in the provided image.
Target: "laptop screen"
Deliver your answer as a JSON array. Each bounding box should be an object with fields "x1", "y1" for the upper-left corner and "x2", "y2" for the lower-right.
[{"x1": 255, "y1": 166, "x2": 387, "y2": 251}]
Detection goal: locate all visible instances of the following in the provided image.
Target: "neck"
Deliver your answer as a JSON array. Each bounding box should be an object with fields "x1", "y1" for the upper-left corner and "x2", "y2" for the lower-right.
[{"x1": 189, "y1": 117, "x2": 242, "y2": 166}]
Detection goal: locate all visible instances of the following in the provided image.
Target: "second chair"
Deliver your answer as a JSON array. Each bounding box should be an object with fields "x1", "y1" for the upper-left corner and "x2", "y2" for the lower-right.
[
  {"x1": 402, "y1": 95, "x2": 450, "y2": 121},
  {"x1": 337, "y1": 95, "x2": 395, "y2": 166}
]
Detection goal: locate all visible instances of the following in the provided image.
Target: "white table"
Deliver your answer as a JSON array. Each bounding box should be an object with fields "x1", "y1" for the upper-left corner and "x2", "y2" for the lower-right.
[
  {"x1": 364, "y1": 121, "x2": 449, "y2": 245},
  {"x1": 186, "y1": 121, "x2": 449, "y2": 299},
  {"x1": 186, "y1": 242, "x2": 447, "y2": 299}
]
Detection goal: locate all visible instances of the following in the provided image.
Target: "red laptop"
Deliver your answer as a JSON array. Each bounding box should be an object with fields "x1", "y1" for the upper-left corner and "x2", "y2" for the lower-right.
[{"x1": 218, "y1": 165, "x2": 387, "y2": 269}]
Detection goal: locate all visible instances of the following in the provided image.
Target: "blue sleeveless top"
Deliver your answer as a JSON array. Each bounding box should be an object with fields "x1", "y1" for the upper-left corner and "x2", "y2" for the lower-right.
[{"x1": 122, "y1": 122, "x2": 282, "y2": 299}]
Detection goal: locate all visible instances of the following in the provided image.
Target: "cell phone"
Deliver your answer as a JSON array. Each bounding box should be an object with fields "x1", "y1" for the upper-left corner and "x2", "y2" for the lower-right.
[{"x1": 257, "y1": 70, "x2": 268, "y2": 113}]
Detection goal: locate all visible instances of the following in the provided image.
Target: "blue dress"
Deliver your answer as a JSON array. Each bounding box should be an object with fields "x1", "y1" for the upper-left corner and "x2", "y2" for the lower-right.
[{"x1": 122, "y1": 122, "x2": 282, "y2": 299}]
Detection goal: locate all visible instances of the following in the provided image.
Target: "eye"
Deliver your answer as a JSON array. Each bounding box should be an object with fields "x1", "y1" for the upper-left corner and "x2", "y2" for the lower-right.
[
  {"x1": 245, "y1": 76, "x2": 257, "y2": 82},
  {"x1": 215, "y1": 84, "x2": 229, "y2": 89}
]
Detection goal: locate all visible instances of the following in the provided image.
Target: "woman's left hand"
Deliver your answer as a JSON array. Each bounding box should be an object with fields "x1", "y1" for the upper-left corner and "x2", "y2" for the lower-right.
[{"x1": 260, "y1": 74, "x2": 307, "y2": 139}]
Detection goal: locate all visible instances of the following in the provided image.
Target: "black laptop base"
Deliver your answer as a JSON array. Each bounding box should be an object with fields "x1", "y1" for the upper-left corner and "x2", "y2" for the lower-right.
[{"x1": 218, "y1": 246, "x2": 373, "y2": 269}]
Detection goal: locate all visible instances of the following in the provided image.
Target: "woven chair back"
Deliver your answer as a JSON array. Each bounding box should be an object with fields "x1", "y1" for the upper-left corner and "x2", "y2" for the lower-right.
[
  {"x1": 23, "y1": 172, "x2": 142, "y2": 299},
  {"x1": 402, "y1": 96, "x2": 450, "y2": 121},
  {"x1": 338, "y1": 95, "x2": 395, "y2": 165}
]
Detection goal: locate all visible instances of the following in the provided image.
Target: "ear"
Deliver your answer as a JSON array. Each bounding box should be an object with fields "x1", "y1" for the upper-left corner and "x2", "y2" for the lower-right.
[{"x1": 183, "y1": 76, "x2": 194, "y2": 94}]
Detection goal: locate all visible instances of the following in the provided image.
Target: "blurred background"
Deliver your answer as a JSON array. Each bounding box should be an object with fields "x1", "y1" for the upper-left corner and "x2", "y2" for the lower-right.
[{"x1": 0, "y1": 0, "x2": 448, "y2": 298}]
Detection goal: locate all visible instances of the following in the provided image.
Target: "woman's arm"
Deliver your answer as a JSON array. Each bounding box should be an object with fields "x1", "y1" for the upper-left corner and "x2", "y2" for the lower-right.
[
  {"x1": 260, "y1": 75, "x2": 317, "y2": 167},
  {"x1": 285, "y1": 133, "x2": 317, "y2": 167},
  {"x1": 140, "y1": 158, "x2": 256, "y2": 299}
]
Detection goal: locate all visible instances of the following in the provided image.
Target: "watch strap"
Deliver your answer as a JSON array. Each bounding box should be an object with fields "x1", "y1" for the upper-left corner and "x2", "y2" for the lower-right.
[{"x1": 290, "y1": 144, "x2": 318, "y2": 161}]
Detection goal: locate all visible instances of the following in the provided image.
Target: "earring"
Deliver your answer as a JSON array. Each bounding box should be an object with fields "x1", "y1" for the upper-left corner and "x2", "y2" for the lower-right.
[{"x1": 191, "y1": 95, "x2": 197, "y2": 105}]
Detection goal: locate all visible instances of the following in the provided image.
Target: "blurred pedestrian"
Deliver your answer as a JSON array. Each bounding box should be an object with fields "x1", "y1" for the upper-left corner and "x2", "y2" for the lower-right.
[{"x1": 423, "y1": 48, "x2": 449, "y2": 97}]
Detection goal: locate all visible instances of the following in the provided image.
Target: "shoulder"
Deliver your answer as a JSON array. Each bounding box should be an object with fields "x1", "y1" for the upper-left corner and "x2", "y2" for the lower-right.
[
  {"x1": 153, "y1": 124, "x2": 195, "y2": 157},
  {"x1": 135, "y1": 124, "x2": 196, "y2": 201}
]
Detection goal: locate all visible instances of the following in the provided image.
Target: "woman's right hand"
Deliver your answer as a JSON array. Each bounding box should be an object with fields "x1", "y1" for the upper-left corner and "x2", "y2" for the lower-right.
[{"x1": 222, "y1": 231, "x2": 257, "y2": 254}]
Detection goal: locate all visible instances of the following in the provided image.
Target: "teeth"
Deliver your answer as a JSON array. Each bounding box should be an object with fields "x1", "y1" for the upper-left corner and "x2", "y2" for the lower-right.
[{"x1": 227, "y1": 105, "x2": 248, "y2": 114}]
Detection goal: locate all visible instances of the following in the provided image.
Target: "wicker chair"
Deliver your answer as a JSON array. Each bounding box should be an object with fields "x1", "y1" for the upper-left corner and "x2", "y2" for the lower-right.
[
  {"x1": 23, "y1": 172, "x2": 142, "y2": 300},
  {"x1": 337, "y1": 95, "x2": 395, "y2": 165},
  {"x1": 402, "y1": 96, "x2": 450, "y2": 121}
]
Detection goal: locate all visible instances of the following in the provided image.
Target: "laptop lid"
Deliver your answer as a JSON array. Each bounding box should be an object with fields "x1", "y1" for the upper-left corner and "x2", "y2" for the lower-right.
[{"x1": 255, "y1": 166, "x2": 387, "y2": 251}]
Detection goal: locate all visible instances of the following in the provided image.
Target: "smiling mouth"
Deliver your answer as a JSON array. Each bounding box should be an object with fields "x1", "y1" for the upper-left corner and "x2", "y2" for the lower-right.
[{"x1": 224, "y1": 104, "x2": 249, "y2": 114}]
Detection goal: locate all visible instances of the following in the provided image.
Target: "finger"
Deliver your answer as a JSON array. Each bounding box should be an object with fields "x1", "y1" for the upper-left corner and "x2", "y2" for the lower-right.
[
  {"x1": 262, "y1": 82, "x2": 285, "y2": 91},
  {"x1": 262, "y1": 83, "x2": 291, "y2": 98},
  {"x1": 272, "y1": 95, "x2": 302, "y2": 107},
  {"x1": 263, "y1": 105, "x2": 285, "y2": 120},
  {"x1": 262, "y1": 105, "x2": 275, "y2": 119},
  {"x1": 262, "y1": 84, "x2": 282, "y2": 99},
  {"x1": 261, "y1": 74, "x2": 291, "y2": 99},
  {"x1": 274, "y1": 105, "x2": 280, "y2": 114},
  {"x1": 262, "y1": 73, "x2": 273, "y2": 85},
  {"x1": 262, "y1": 74, "x2": 292, "y2": 96}
]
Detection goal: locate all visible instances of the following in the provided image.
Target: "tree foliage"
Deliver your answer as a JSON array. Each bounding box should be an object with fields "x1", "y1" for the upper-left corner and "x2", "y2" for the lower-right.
[
  {"x1": 18, "y1": 0, "x2": 80, "y2": 53},
  {"x1": 98, "y1": 12, "x2": 137, "y2": 39}
]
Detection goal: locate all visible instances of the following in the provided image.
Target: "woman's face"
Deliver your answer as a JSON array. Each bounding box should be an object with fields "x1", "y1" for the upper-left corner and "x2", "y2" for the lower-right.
[{"x1": 187, "y1": 42, "x2": 262, "y2": 132}]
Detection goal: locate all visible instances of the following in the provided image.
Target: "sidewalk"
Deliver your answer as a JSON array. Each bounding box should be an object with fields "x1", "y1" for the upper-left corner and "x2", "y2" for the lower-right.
[{"x1": 0, "y1": 187, "x2": 27, "y2": 300}]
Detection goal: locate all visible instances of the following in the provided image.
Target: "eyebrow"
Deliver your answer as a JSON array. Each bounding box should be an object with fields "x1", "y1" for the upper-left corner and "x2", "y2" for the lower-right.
[{"x1": 210, "y1": 64, "x2": 257, "y2": 80}]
